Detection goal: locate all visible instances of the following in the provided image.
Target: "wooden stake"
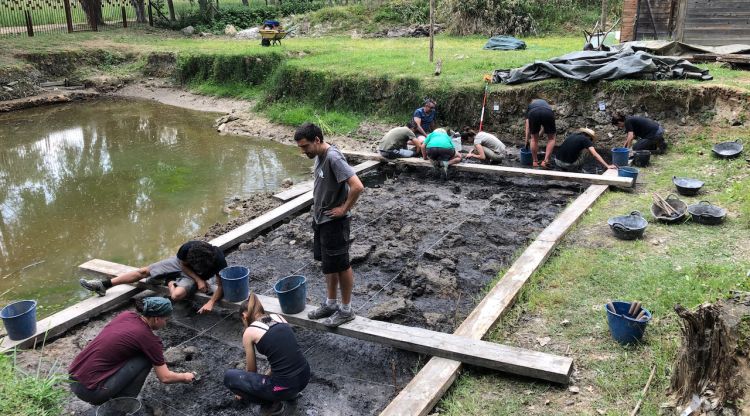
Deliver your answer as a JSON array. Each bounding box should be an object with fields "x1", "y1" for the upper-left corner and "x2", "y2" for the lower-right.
[
  {"x1": 434, "y1": 58, "x2": 442, "y2": 76},
  {"x1": 630, "y1": 365, "x2": 657, "y2": 416},
  {"x1": 429, "y1": 0, "x2": 434, "y2": 63}
]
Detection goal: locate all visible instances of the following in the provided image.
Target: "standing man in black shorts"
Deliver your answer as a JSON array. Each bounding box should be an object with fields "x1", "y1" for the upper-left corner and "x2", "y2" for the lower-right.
[
  {"x1": 525, "y1": 98, "x2": 557, "y2": 168},
  {"x1": 294, "y1": 123, "x2": 364, "y2": 328}
]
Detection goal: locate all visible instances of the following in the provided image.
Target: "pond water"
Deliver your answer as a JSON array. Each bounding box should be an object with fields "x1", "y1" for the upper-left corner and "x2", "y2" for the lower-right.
[{"x1": 0, "y1": 99, "x2": 309, "y2": 318}]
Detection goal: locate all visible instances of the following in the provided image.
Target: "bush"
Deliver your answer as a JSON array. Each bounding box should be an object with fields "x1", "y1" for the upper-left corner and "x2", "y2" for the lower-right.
[
  {"x1": 373, "y1": 0, "x2": 429, "y2": 25},
  {"x1": 212, "y1": 6, "x2": 280, "y2": 30}
]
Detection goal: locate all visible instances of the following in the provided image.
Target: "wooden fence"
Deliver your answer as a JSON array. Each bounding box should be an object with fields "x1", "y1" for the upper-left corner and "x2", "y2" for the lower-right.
[{"x1": 0, "y1": 0, "x2": 152, "y2": 37}]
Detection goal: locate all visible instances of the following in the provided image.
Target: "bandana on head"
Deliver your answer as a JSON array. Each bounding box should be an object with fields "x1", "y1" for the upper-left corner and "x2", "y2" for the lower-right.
[{"x1": 142, "y1": 297, "x2": 173, "y2": 317}]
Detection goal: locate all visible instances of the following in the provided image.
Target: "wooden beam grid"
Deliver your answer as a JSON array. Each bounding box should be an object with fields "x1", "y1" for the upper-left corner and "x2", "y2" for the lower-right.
[{"x1": 4, "y1": 157, "x2": 619, "y2": 414}]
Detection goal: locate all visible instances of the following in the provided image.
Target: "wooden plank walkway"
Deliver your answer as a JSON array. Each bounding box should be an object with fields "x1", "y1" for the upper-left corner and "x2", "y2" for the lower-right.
[
  {"x1": 273, "y1": 160, "x2": 382, "y2": 202},
  {"x1": 212, "y1": 160, "x2": 381, "y2": 250},
  {"x1": 342, "y1": 150, "x2": 633, "y2": 187},
  {"x1": 380, "y1": 175, "x2": 615, "y2": 415},
  {"x1": 79, "y1": 259, "x2": 573, "y2": 383}
]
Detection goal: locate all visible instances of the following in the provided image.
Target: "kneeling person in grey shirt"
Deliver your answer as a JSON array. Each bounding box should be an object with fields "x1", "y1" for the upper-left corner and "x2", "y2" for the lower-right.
[{"x1": 378, "y1": 121, "x2": 423, "y2": 159}]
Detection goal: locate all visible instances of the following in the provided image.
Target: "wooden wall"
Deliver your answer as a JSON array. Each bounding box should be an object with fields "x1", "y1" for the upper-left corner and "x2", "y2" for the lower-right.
[
  {"x1": 681, "y1": 0, "x2": 750, "y2": 46},
  {"x1": 621, "y1": 0, "x2": 750, "y2": 45},
  {"x1": 621, "y1": 0, "x2": 677, "y2": 41}
]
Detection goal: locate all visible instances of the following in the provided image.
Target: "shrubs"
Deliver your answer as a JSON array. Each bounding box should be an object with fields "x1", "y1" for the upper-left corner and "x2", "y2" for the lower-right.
[{"x1": 373, "y1": 0, "x2": 429, "y2": 25}]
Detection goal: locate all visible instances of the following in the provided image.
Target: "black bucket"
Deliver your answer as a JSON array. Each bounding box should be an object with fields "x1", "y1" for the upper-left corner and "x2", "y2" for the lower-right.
[
  {"x1": 96, "y1": 397, "x2": 142, "y2": 416},
  {"x1": 631, "y1": 150, "x2": 651, "y2": 167}
]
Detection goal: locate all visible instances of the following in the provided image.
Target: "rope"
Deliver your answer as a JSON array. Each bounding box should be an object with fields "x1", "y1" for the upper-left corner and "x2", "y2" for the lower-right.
[{"x1": 173, "y1": 312, "x2": 235, "y2": 348}]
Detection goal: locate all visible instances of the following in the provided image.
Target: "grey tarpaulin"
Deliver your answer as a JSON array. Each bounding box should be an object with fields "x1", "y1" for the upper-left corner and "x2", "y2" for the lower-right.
[
  {"x1": 483, "y1": 35, "x2": 526, "y2": 51},
  {"x1": 613, "y1": 41, "x2": 750, "y2": 57},
  {"x1": 493, "y1": 47, "x2": 712, "y2": 84}
]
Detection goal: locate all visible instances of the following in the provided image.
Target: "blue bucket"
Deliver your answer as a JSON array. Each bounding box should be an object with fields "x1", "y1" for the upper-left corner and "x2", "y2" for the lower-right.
[
  {"x1": 519, "y1": 147, "x2": 533, "y2": 166},
  {"x1": 219, "y1": 266, "x2": 250, "y2": 302},
  {"x1": 605, "y1": 301, "x2": 651, "y2": 345},
  {"x1": 618, "y1": 166, "x2": 639, "y2": 186},
  {"x1": 612, "y1": 147, "x2": 630, "y2": 167},
  {"x1": 274, "y1": 275, "x2": 307, "y2": 314},
  {"x1": 1, "y1": 300, "x2": 37, "y2": 341}
]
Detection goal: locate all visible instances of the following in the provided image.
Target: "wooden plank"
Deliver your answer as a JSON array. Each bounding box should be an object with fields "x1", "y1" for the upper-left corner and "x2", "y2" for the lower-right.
[
  {"x1": 1, "y1": 277, "x2": 144, "y2": 353},
  {"x1": 273, "y1": 181, "x2": 313, "y2": 202},
  {"x1": 380, "y1": 176, "x2": 613, "y2": 416},
  {"x1": 212, "y1": 160, "x2": 381, "y2": 249},
  {"x1": 273, "y1": 160, "x2": 381, "y2": 202},
  {"x1": 209, "y1": 191, "x2": 313, "y2": 251},
  {"x1": 78, "y1": 260, "x2": 573, "y2": 383},
  {"x1": 342, "y1": 150, "x2": 633, "y2": 187}
]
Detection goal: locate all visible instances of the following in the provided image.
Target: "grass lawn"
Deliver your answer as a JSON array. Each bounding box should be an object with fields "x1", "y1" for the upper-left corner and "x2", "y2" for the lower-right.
[
  {"x1": 438, "y1": 127, "x2": 750, "y2": 415},
  {"x1": 2, "y1": 28, "x2": 749, "y2": 92}
]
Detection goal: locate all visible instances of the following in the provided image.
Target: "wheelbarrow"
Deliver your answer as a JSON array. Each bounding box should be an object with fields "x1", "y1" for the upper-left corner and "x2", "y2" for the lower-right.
[{"x1": 260, "y1": 29, "x2": 288, "y2": 46}]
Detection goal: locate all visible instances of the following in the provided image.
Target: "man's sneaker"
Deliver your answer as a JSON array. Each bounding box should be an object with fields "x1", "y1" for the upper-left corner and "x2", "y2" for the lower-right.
[
  {"x1": 259, "y1": 401, "x2": 285, "y2": 416},
  {"x1": 307, "y1": 302, "x2": 338, "y2": 320},
  {"x1": 79, "y1": 279, "x2": 107, "y2": 297},
  {"x1": 323, "y1": 309, "x2": 355, "y2": 328}
]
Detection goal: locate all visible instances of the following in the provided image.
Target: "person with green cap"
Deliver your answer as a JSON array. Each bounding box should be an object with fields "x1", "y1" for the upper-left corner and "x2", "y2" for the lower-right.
[{"x1": 68, "y1": 297, "x2": 196, "y2": 405}]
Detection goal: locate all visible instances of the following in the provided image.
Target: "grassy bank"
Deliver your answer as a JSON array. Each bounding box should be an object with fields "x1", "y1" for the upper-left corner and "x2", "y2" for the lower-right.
[
  {"x1": 0, "y1": 353, "x2": 67, "y2": 416},
  {"x1": 437, "y1": 127, "x2": 750, "y2": 415}
]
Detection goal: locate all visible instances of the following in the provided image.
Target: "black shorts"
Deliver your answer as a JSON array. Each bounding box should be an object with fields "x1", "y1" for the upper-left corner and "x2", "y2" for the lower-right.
[
  {"x1": 313, "y1": 217, "x2": 351, "y2": 274},
  {"x1": 527, "y1": 108, "x2": 556, "y2": 135},
  {"x1": 426, "y1": 147, "x2": 456, "y2": 161}
]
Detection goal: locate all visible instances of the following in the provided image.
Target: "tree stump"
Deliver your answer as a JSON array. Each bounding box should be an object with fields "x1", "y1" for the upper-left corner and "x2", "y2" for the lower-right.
[{"x1": 670, "y1": 296, "x2": 750, "y2": 414}]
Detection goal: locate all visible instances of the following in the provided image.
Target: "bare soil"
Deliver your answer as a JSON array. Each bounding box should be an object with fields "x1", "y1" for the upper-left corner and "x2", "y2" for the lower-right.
[{"x1": 16, "y1": 168, "x2": 581, "y2": 416}]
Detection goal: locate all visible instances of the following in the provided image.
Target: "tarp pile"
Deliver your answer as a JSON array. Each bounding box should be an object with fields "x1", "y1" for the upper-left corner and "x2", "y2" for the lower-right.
[
  {"x1": 483, "y1": 35, "x2": 526, "y2": 51},
  {"x1": 492, "y1": 46, "x2": 712, "y2": 84}
]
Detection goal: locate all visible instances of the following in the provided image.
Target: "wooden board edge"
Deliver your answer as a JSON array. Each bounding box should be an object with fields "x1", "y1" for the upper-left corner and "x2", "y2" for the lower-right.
[{"x1": 1, "y1": 284, "x2": 144, "y2": 353}]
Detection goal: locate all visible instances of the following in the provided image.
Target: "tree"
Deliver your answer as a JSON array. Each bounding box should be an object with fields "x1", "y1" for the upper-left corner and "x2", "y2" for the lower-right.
[
  {"x1": 131, "y1": 0, "x2": 147, "y2": 23},
  {"x1": 79, "y1": 0, "x2": 104, "y2": 28}
]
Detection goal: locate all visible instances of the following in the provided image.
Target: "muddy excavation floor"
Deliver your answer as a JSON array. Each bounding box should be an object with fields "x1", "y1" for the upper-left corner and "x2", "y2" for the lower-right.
[{"x1": 17, "y1": 167, "x2": 582, "y2": 416}]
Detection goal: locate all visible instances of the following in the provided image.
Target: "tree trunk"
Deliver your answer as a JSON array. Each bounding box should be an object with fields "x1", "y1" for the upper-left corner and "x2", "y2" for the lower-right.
[
  {"x1": 167, "y1": 0, "x2": 176, "y2": 20},
  {"x1": 79, "y1": 0, "x2": 104, "y2": 27},
  {"x1": 241, "y1": 0, "x2": 249, "y2": 6},
  {"x1": 670, "y1": 299, "x2": 749, "y2": 414},
  {"x1": 131, "y1": 0, "x2": 146, "y2": 23}
]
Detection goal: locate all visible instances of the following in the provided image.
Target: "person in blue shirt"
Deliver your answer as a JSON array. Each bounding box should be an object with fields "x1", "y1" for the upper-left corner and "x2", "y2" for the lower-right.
[{"x1": 413, "y1": 99, "x2": 437, "y2": 138}]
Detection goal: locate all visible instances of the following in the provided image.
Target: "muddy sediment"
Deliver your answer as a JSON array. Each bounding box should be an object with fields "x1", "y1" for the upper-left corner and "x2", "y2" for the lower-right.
[{"x1": 16, "y1": 168, "x2": 581, "y2": 416}]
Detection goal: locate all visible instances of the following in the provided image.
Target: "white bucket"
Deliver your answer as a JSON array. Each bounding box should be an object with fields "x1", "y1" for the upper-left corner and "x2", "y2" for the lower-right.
[{"x1": 451, "y1": 137, "x2": 461, "y2": 152}]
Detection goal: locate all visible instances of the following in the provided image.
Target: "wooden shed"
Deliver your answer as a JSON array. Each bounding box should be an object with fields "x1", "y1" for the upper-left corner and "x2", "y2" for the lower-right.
[{"x1": 621, "y1": 0, "x2": 750, "y2": 46}]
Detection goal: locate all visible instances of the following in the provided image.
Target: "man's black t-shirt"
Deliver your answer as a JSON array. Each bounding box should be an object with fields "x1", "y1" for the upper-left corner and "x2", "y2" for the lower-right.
[
  {"x1": 555, "y1": 133, "x2": 593, "y2": 163},
  {"x1": 624, "y1": 116, "x2": 661, "y2": 140},
  {"x1": 176, "y1": 241, "x2": 227, "y2": 279}
]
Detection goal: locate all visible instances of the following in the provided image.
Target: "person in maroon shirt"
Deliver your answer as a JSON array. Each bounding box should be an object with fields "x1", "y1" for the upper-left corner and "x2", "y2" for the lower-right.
[{"x1": 68, "y1": 297, "x2": 195, "y2": 405}]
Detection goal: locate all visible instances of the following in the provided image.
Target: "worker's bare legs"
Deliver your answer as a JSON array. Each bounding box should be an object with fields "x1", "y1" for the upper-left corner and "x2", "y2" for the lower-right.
[
  {"x1": 530, "y1": 134, "x2": 540, "y2": 166},
  {"x1": 110, "y1": 267, "x2": 150, "y2": 286},
  {"x1": 167, "y1": 281, "x2": 188, "y2": 301},
  {"x1": 542, "y1": 133, "x2": 557, "y2": 166}
]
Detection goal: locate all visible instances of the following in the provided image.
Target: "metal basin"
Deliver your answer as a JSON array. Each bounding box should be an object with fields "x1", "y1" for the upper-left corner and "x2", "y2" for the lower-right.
[
  {"x1": 687, "y1": 201, "x2": 727, "y2": 225},
  {"x1": 607, "y1": 211, "x2": 648, "y2": 240},
  {"x1": 712, "y1": 140, "x2": 743, "y2": 159},
  {"x1": 673, "y1": 176, "x2": 704, "y2": 196}
]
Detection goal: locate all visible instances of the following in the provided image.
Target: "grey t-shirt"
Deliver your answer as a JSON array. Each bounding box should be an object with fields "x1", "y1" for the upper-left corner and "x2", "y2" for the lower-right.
[
  {"x1": 313, "y1": 145, "x2": 356, "y2": 225},
  {"x1": 474, "y1": 131, "x2": 506, "y2": 155},
  {"x1": 379, "y1": 127, "x2": 416, "y2": 151}
]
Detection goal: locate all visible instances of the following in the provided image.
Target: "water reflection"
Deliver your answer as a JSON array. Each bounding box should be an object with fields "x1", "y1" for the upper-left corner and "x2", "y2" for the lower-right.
[{"x1": 0, "y1": 99, "x2": 310, "y2": 316}]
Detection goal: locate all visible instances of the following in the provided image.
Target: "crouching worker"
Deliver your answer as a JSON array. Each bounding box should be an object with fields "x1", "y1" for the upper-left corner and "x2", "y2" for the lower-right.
[
  {"x1": 611, "y1": 112, "x2": 667, "y2": 154},
  {"x1": 80, "y1": 240, "x2": 226, "y2": 314},
  {"x1": 553, "y1": 128, "x2": 616, "y2": 172},
  {"x1": 423, "y1": 128, "x2": 462, "y2": 165},
  {"x1": 378, "y1": 121, "x2": 423, "y2": 159},
  {"x1": 224, "y1": 293, "x2": 311, "y2": 416},
  {"x1": 68, "y1": 297, "x2": 195, "y2": 405},
  {"x1": 460, "y1": 128, "x2": 506, "y2": 163}
]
